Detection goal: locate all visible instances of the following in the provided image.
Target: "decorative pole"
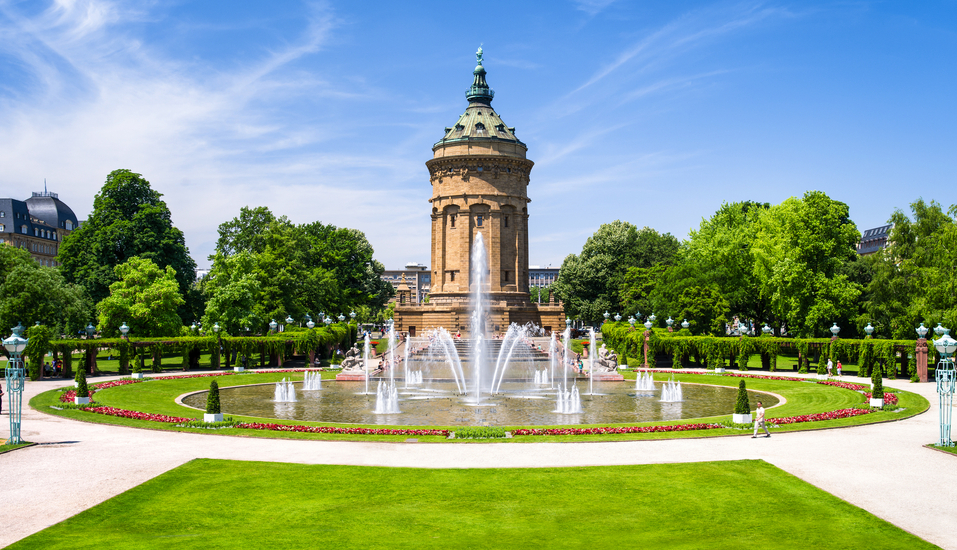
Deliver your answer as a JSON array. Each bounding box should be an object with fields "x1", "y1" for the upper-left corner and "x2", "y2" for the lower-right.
[
  {"x1": 933, "y1": 329, "x2": 956, "y2": 447},
  {"x1": 916, "y1": 323, "x2": 929, "y2": 383},
  {"x1": 3, "y1": 324, "x2": 28, "y2": 444}
]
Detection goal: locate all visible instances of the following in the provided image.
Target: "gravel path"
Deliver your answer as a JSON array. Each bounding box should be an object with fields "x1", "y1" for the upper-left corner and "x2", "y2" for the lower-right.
[{"x1": 2, "y1": 371, "x2": 955, "y2": 548}]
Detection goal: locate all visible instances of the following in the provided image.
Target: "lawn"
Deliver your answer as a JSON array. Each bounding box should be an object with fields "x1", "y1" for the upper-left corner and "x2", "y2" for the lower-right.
[
  {"x1": 8, "y1": 459, "x2": 935, "y2": 550},
  {"x1": 29, "y1": 370, "x2": 929, "y2": 443}
]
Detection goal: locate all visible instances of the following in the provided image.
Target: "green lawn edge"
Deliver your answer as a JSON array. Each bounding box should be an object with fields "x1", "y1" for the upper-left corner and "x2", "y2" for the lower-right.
[
  {"x1": 8, "y1": 459, "x2": 937, "y2": 550},
  {"x1": 30, "y1": 370, "x2": 930, "y2": 442}
]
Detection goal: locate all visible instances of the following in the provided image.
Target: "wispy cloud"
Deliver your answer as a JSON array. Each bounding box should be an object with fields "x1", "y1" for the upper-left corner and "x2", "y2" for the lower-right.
[{"x1": 571, "y1": 0, "x2": 618, "y2": 17}]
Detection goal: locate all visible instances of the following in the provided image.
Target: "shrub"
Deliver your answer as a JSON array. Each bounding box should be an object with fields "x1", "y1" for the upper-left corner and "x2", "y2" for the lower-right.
[
  {"x1": 734, "y1": 380, "x2": 750, "y2": 414},
  {"x1": 871, "y1": 363, "x2": 884, "y2": 400},
  {"x1": 132, "y1": 352, "x2": 143, "y2": 373},
  {"x1": 76, "y1": 367, "x2": 89, "y2": 398},
  {"x1": 816, "y1": 356, "x2": 827, "y2": 376},
  {"x1": 206, "y1": 380, "x2": 221, "y2": 414},
  {"x1": 454, "y1": 426, "x2": 507, "y2": 439}
]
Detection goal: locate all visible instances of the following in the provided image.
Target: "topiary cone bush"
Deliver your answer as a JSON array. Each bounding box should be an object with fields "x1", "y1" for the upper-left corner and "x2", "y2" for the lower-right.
[
  {"x1": 133, "y1": 352, "x2": 143, "y2": 373},
  {"x1": 816, "y1": 355, "x2": 827, "y2": 376},
  {"x1": 734, "y1": 380, "x2": 750, "y2": 415},
  {"x1": 871, "y1": 363, "x2": 884, "y2": 400},
  {"x1": 206, "y1": 380, "x2": 221, "y2": 415},
  {"x1": 76, "y1": 367, "x2": 89, "y2": 398}
]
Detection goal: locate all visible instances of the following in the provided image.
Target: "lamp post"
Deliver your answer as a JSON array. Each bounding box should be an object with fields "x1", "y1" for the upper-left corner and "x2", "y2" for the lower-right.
[
  {"x1": 933, "y1": 329, "x2": 956, "y2": 447},
  {"x1": 3, "y1": 325, "x2": 28, "y2": 444},
  {"x1": 864, "y1": 323, "x2": 874, "y2": 338}
]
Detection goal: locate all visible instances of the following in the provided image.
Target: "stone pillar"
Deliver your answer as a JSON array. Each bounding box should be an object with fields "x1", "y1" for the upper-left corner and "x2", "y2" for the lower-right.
[
  {"x1": 916, "y1": 339, "x2": 928, "y2": 383},
  {"x1": 308, "y1": 350, "x2": 316, "y2": 367}
]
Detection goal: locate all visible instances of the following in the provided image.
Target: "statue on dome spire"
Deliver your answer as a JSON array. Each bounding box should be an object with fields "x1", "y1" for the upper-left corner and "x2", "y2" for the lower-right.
[{"x1": 476, "y1": 46, "x2": 484, "y2": 66}]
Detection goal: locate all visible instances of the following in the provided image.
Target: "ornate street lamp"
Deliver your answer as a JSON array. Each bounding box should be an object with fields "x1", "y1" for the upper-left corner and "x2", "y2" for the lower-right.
[
  {"x1": 269, "y1": 319, "x2": 278, "y2": 332},
  {"x1": 933, "y1": 329, "x2": 956, "y2": 447},
  {"x1": 119, "y1": 322, "x2": 129, "y2": 339},
  {"x1": 864, "y1": 323, "x2": 875, "y2": 338},
  {"x1": 3, "y1": 325, "x2": 28, "y2": 444},
  {"x1": 681, "y1": 319, "x2": 690, "y2": 330},
  {"x1": 306, "y1": 315, "x2": 315, "y2": 330},
  {"x1": 829, "y1": 323, "x2": 841, "y2": 338}
]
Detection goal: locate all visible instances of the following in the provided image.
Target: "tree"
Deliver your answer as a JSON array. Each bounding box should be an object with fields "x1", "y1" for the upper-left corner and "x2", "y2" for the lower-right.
[
  {"x1": 0, "y1": 245, "x2": 91, "y2": 336},
  {"x1": 554, "y1": 221, "x2": 678, "y2": 323},
  {"x1": 58, "y1": 169, "x2": 197, "y2": 311},
  {"x1": 202, "y1": 206, "x2": 393, "y2": 333},
  {"x1": 750, "y1": 191, "x2": 862, "y2": 337},
  {"x1": 96, "y1": 257, "x2": 185, "y2": 337},
  {"x1": 865, "y1": 199, "x2": 957, "y2": 338},
  {"x1": 675, "y1": 286, "x2": 730, "y2": 336}
]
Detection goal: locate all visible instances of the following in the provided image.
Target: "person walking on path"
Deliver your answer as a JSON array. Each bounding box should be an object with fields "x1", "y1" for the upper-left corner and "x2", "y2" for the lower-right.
[
  {"x1": 836, "y1": 361, "x2": 842, "y2": 376},
  {"x1": 752, "y1": 401, "x2": 770, "y2": 438},
  {"x1": 826, "y1": 358, "x2": 833, "y2": 377}
]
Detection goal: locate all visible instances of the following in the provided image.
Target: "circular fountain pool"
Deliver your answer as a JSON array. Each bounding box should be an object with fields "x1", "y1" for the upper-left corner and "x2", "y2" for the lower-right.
[{"x1": 182, "y1": 379, "x2": 778, "y2": 426}]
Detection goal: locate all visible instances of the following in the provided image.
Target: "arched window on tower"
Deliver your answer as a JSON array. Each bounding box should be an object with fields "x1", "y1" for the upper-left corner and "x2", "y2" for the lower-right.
[{"x1": 475, "y1": 122, "x2": 486, "y2": 135}]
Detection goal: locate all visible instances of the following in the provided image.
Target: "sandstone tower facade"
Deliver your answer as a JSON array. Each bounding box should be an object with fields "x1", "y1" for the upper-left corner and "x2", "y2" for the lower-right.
[{"x1": 394, "y1": 48, "x2": 565, "y2": 336}]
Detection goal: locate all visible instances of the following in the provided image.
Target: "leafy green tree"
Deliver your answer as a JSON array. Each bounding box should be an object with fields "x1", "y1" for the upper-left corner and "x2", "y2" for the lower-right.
[
  {"x1": 865, "y1": 199, "x2": 956, "y2": 338},
  {"x1": 202, "y1": 206, "x2": 393, "y2": 333},
  {"x1": 0, "y1": 245, "x2": 91, "y2": 336},
  {"x1": 675, "y1": 286, "x2": 730, "y2": 336},
  {"x1": 96, "y1": 257, "x2": 185, "y2": 337},
  {"x1": 554, "y1": 221, "x2": 678, "y2": 323},
  {"x1": 750, "y1": 191, "x2": 862, "y2": 337},
  {"x1": 58, "y1": 169, "x2": 197, "y2": 311}
]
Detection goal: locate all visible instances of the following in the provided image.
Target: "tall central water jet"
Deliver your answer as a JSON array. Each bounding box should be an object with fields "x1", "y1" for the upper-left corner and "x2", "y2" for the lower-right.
[{"x1": 469, "y1": 232, "x2": 489, "y2": 404}]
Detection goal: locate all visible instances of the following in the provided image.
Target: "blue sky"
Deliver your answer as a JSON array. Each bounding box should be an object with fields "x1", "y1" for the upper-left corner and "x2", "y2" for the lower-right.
[{"x1": 1, "y1": 1, "x2": 954, "y2": 270}]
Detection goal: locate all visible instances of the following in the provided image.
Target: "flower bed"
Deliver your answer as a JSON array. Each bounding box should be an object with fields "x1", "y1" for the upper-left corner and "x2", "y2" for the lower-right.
[
  {"x1": 85, "y1": 406, "x2": 195, "y2": 424},
  {"x1": 767, "y1": 408, "x2": 872, "y2": 425},
  {"x1": 235, "y1": 422, "x2": 449, "y2": 436},
  {"x1": 864, "y1": 392, "x2": 898, "y2": 405},
  {"x1": 817, "y1": 380, "x2": 869, "y2": 391},
  {"x1": 513, "y1": 423, "x2": 723, "y2": 436},
  {"x1": 60, "y1": 389, "x2": 94, "y2": 402}
]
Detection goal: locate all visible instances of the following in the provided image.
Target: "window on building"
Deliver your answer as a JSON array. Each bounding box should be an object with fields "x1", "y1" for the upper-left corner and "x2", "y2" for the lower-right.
[
  {"x1": 448, "y1": 270, "x2": 456, "y2": 282},
  {"x1": 34, "y1": 228, "x2": 39, "y2": 236},
  {"x1": 0, "y1": 224, "x2": 4, "y2": 231},
  {"x1": 450, "y1": 214, "x2": 456, "y2": 228},
  {"x1": 504, "y1": 216, "x2": 508, "y2": 228},
  {"x1": 503, "y1": 271, "x2": 510, "y2": 282},
  {"x1": 65, "y1": 220, "x2": 73, "y2": 230},
  {"x1": 477, "y1": 166, "x2": 483, "y2": 172},
  {"x1": 21, "y1": 225, "x2": 27, "y2": 234},
  {"x1": 0, "y1": 211, "x2": 4, "y2": 217},
  {"x1": 476, "y1": 215, "x2": 483, "y2": 227}
]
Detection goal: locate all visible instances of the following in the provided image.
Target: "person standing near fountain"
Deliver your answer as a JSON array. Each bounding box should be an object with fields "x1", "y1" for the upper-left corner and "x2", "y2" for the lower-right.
[{"x1": 752, "y1": 401, "x2": 770, "y2": 438}]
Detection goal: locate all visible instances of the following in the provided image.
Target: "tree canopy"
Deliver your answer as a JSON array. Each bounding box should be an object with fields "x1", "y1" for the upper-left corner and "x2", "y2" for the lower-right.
[
  {"x1": 0, "y1": 245, "x2": 91, "y2": 337},
  {"x1": 58, "y1": 169, "x2": 197, "y2": 310},
  {"x1": 201, "y1": 206, "x2": 393, "y2": 333},
  {"x1": 96, "y1": 256, "x2": 185, "y2": 337}
]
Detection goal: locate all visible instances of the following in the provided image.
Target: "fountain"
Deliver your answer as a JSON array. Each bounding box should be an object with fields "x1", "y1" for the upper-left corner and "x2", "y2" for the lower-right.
[
  {"x1": 374, "y1": 380, "x2": 400, "y2": 414},
  {"x1": 635, "y1": 371, "x2": 655, "y2": 392},
  {"x1": 555, "y1": 385, "x2": 583, "y2": 414},
  {"x1": 303, "y1": 371, "x2": 322, "y2": 391},
  {"x1": 274, "y1": 378, "x2": 297, "y2": 402},
  {"x1": 660, "y1": 376, "x2": 683, "y2": 402},
  {"x1": 533, "y1": 369, "x2": 550, "y2": 386},
  {"x1": 363, "y1": 333, "x2": 371, "y2": 394}
]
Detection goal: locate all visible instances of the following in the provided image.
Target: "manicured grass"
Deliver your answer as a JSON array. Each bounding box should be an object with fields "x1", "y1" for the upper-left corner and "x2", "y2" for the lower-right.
[
  {"x1": 29, "y1": 370, "x2": 930, "y2": 443},
  {"x1": 0, "y1": 441, "x2": 33, "y2": 454},
  {"x1": 929, "y1": 444, "x2": 957, "y2": 455},
  {"x1": 8, "y1": 459, "x2": 935, "y2": 550}
]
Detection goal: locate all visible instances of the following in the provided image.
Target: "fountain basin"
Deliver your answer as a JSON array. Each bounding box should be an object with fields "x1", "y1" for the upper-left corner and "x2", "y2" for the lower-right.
[{"x1": 182, "y1": 380, "x2": 777, "y2": 427}]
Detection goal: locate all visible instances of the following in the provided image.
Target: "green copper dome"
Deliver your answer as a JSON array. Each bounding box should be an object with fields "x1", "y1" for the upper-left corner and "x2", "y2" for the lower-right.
[{"x1": 435, "y1": 47, "x2": 525, "y2": 148}]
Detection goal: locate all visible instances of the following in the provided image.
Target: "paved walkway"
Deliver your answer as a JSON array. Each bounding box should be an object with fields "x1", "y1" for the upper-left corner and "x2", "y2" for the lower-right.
[{"x1": 1, "y1": 371, "x2": 955, "y2": 548}]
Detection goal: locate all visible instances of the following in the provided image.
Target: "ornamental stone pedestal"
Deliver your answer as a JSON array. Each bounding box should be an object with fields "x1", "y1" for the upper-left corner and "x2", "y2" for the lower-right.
[{"x1": 916, "y1": 338, "x2": 929, "y2": 383}]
